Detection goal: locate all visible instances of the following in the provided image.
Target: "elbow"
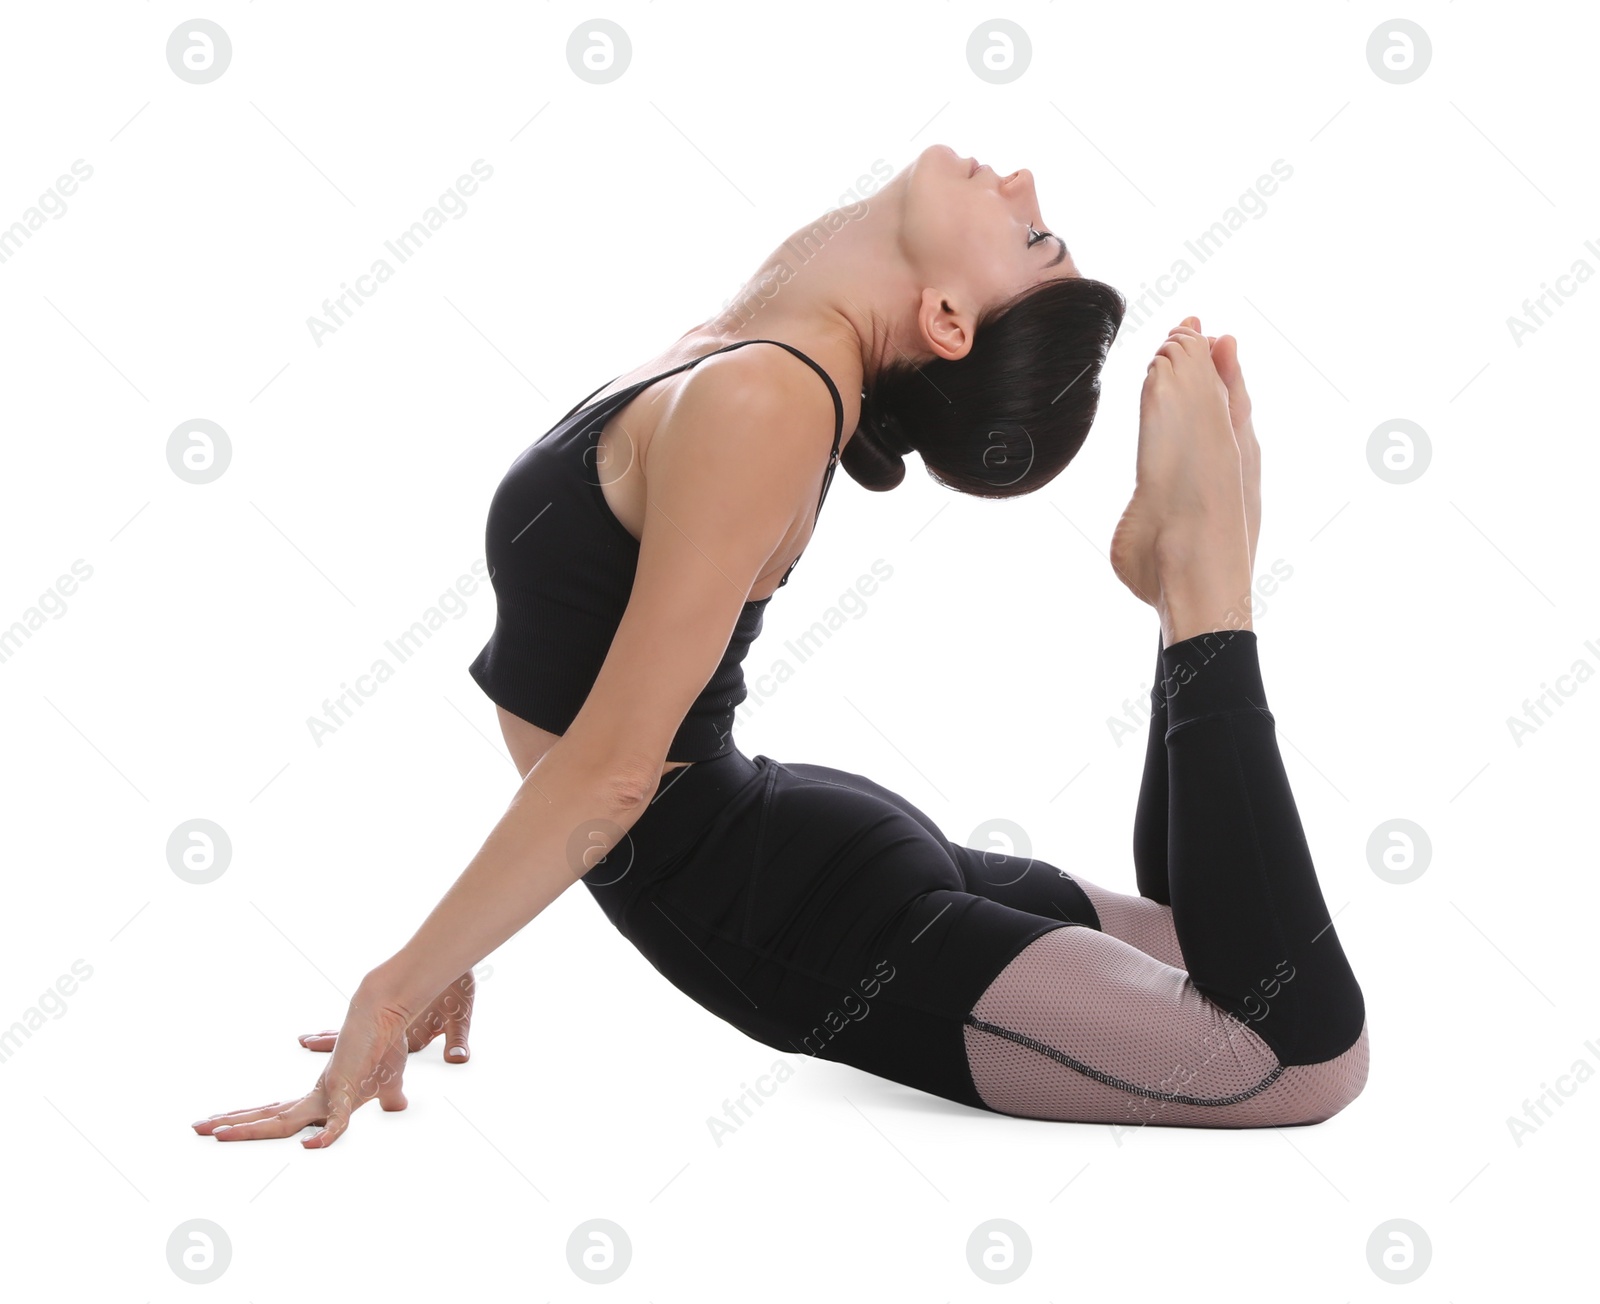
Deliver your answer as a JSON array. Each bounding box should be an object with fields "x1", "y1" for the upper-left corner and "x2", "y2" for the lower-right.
[
  {"x1": 605, "y1": 764, "x2": 662, "y2": 810},
  {"x1": 515, "y1": 750, "x2": 660, "y2": 825},
  {"x1": 540, "y1": 722, "x2": 670, "y2": 809},
  {"x1": 558, "y1": 743, "x2": 665, "y2": 810}
]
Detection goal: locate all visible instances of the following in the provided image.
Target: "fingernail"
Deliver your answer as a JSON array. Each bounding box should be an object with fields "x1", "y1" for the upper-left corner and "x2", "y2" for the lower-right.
[
  {"x1": 212, "y1": 1125, "x2": 231, "y2": 1135},
  {"x1": 448, "y1": 1045, "x2": 468, "y2": 1059}
]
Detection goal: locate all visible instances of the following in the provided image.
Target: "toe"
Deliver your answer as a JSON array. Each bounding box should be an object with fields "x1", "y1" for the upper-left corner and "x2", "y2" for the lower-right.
[
  {"x1": 1211, "y1": 336, "x2": 1252, "y2": 420},
  {"x1": 1211, "y1": 334, "x2": 1238, "y2": 382}
]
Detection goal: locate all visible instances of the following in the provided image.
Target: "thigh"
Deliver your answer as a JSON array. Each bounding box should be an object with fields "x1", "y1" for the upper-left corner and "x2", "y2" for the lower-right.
[
  {"x1": 780, "y1": 761, "x2": 1101, "y2": 924},
  {"x1": 945, "y1": 841, "x2": 1186, "y2": 971},
  {"x1": 964, "y1": 925, "x2": 1370, "y2": 1128},
  {"x1": 782, "y1": 760, "x2": 1181, "y2": 967},
  {"x1": 943, "y1": 840, "x2": 1101, "y2": 927},
  {"x1": 621, "y1": 756, "x2": 1072, "y2": 1110}
]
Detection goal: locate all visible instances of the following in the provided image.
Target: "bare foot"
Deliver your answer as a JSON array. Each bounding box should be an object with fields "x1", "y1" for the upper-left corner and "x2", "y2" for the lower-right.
[
  {"x1": 1109, "y1": 318, "x2": 1253, "y2": 645},
  {"x1": 1209, "y1": 332, "x2": 1260, "y2": 571}
]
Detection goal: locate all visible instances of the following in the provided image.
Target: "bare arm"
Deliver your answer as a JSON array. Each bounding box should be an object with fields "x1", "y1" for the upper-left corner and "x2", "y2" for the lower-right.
[
  {"x1": 368, "y1": 744, "x2": 652, "y2": 1014},
  {"x1": 366, "y1": 353, "x2": 831, "y2": 1016}
]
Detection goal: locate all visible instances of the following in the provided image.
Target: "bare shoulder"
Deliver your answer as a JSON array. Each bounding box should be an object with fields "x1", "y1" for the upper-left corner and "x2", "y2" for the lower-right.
[
  {"x1": 650, "y1": 341, "x2": 842, "y2": 503},
  {"x1": 686, "y1": 338, "x2": 839, "y2": 412},
  {"x1": 557, "y1": 342, "x2": 839, "y2": 780}
]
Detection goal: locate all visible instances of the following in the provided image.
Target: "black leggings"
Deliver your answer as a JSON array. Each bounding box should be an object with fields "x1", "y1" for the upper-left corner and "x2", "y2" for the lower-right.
[{"x1": 582, "y1": 627, "x2": 1368, "y2": 1127}]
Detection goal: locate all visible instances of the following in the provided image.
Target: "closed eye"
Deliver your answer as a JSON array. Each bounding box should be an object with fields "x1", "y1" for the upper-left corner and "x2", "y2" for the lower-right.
[{"x1": 1027, "y1": 222, "x2": 1068, "y2": 268}]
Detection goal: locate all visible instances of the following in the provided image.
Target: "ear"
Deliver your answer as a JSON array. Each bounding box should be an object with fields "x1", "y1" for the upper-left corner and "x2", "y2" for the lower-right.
[{"x1": 916, "y1": 285, "x2": 977, "y2": 363}]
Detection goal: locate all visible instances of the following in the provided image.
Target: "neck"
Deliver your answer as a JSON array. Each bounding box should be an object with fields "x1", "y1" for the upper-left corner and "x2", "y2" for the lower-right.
[{"x1": 695, "y1": 184, "x2": 923, "y2": 397}]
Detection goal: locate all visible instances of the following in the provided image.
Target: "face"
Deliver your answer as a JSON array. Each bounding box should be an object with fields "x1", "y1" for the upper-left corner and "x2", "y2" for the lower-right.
[{"x1": 897, "y1": 143, "x2": 1078, "y2": 334}]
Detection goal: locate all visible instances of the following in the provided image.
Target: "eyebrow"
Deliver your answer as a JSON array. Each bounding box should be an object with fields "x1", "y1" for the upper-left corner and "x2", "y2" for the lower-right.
[{"x1": 1042, "y1": 233, "x2": 1068, "y2": 268}]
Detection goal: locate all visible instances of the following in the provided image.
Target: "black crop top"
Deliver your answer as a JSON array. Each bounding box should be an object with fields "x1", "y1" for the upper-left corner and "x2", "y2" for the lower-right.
[{"x1": 467, "y1": 338, "x2": 846, "y2": 763}]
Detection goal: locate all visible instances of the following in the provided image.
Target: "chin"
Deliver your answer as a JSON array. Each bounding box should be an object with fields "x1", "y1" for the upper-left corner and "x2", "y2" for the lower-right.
[{"x1": 906, "y1": 143, "x2": 954, "y2": 171}]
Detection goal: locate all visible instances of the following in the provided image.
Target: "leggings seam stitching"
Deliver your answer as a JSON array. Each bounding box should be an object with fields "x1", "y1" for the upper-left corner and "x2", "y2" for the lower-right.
[
  {"x1": 956, "y1": 921, "x2": 1079, "y2": 1103},
  {"x1": 963, "y1": 1014, "x2": 1286, "y2": 1107}
]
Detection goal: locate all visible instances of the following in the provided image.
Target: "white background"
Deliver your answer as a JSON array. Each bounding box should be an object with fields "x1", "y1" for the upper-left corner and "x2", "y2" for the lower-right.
[{"x1": 2, "y1": 1, "x2": 1595, "y2": 1299}]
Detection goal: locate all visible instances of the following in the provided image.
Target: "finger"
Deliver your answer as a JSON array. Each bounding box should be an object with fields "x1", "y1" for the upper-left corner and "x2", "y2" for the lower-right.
[
  {"x1": 444, "y1": 1016, "x2": 471, "y2": 1063},
  {"x1": 444, "y1": 986, "x2": 474, "y2": 1063},
  {"x1": 377, "y1": 1064, "x2": 409, "y2": 1112},
  {"x1": 211, "y1": 1098, "x2": 319, "y2": 1141},
  {"x1": 193, "y1": 1098, "x2": 304, "y2": 1133},
  {"x1": 1180, "y1": 314, "x2": 1201, "y2": 331},
  {"x1": 297, "y1": 1031, "x2": 338, "y2": 1052},
  {"x1": 302, "y1": 1084, "x2": 358, "y2": 1149}
]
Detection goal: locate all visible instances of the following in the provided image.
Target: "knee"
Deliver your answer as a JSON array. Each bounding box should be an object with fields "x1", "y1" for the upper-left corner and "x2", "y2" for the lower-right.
[{"x1": 1280, "y1": 1019, "x2": 1370, "y2": 1124}]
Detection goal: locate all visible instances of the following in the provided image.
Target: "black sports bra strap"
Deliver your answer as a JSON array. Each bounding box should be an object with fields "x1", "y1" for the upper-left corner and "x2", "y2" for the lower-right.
[
  {"x1": 561, "y1": 338, "x2": 846, "y2": 594},
  {"x1": 705, "y1": 339, "x2": 846, "y2": 524},
  {"x1": 557, "y1": 377, "x2": 619, "y2": 425},
  {"x1": 563, "y1": 340, "x2": 844, "y2": 588},
  {"x1": 740, "y1": 339, "x2": 846, "y2": 462},
  {"x1": 562, "y1": 339, "x2": 845, "y2": 463},
  {"x1": 559, "y1": 343, "x2": 742, "y2": 427}
]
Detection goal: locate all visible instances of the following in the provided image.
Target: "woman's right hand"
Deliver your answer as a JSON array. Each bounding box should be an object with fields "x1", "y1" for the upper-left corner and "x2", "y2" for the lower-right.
[
  {"x1": 193, "y1": 979, "x2": 415, "y2": 1147},
  {"x1": 297, "y1": 969, "x2": 477, "y2": 1063}
]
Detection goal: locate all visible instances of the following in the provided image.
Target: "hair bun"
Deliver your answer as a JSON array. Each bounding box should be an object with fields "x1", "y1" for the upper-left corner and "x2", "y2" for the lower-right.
[{"x1": 871, "y1": 408, "x2": 915, "y2": 458}]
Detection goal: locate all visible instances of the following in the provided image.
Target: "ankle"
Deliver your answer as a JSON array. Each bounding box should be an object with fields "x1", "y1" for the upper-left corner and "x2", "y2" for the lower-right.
[
  {"x1": 1155, "y1": 542, "x2": 1254, "y2": 647},
  {"x1": 1161, "y1": 604, "x2": 1254, "y2": 648}
]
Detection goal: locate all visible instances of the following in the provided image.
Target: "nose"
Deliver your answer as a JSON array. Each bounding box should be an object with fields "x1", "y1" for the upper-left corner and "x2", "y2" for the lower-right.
[
  {"x1": 1001, "y1": 168, "x2": 1045, "y2": 224},
  {"x1": 1001, "y1": 167, "x2": 1035, "y2": 195}
]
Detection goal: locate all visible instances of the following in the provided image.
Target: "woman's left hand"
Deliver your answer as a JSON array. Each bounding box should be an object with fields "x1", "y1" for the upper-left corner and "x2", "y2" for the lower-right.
[{"x1": 296, "y1": 969, "x2": 476, "y2": 1064}]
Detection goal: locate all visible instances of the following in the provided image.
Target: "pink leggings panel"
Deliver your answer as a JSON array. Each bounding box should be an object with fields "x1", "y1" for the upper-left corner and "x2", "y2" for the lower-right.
[
  {"x1": 1073, "y1": 875, "x2": 1187, "y2": 972},
  {"x1": 964, "y1": 911, "x2": 1370, "y2": 1129}
]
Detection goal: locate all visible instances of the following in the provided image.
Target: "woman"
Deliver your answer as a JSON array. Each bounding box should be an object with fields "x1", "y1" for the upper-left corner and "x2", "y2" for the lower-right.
[{"x1": 194, "y1": 144, "x2": 1367, "y2": 1145}]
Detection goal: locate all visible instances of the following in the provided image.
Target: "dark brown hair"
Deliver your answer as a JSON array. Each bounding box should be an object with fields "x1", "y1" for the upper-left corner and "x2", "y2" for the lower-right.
[{"x1": 843, "y1": 275, "x2": 1126, "y2": 496}]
